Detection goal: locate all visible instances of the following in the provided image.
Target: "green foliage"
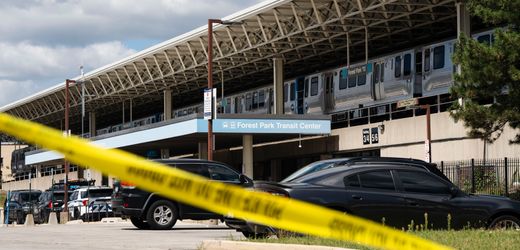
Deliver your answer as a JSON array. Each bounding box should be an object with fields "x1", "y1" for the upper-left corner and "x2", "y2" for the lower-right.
[{"x1": 451, "y1": 0, "x2": 520, "y2": 144}]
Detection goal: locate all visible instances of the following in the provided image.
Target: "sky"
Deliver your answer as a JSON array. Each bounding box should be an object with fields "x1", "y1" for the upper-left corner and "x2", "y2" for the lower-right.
[{"x1": 0, "y1": 0, "x2": 264, "y2": 108}]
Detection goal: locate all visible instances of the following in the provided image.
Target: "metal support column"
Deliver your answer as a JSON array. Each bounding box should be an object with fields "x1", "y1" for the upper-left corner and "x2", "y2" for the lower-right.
[
  {"x1": 198, "y1": 142, "x2": 208, "y2": 160},
  {"x1": 161, "y1": 90, "x2": 172, "y2": 159},
  {"x1": 89, "y1": 112, "x2": 96, "y2": 137}
]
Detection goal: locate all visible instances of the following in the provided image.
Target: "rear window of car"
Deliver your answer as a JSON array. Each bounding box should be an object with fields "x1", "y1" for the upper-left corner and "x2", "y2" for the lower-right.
[
  {"x1": 88, "y1": 189, "x2": 112, "y2": 198},
  {"x1": 19, "y1": 192, "x2": 41, "y2": 202}
]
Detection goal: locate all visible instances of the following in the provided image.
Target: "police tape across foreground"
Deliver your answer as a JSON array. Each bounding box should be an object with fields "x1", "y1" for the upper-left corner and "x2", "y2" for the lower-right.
[{"x1": 0, "y1": 113, "x2": 452, "y2": 250}]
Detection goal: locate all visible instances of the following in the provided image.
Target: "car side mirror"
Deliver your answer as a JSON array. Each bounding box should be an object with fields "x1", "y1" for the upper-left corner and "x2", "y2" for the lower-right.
[
  {"x1": 449, "y1": 186, "x2": 459, "y2": 197},
  {"x1": 239, "y1": 174, "x2": 252, "y2": 184}
]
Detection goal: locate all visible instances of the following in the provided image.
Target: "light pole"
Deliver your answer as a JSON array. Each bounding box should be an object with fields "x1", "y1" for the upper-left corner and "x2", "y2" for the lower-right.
[
  {"x1": 64, "y1": 79, "x2": 75, "y2": 213},
  {"x1": 207, "y1": 19, "x2": 241, "y2": 161}
]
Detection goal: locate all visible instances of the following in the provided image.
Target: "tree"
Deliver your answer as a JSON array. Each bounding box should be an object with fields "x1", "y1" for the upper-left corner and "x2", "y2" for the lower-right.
[{"x1": 451, "y1": 0, "x2": 520, "y2": 144}]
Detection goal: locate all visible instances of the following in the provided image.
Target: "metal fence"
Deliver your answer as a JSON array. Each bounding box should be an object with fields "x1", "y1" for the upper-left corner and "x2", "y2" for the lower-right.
[{"x1": 436, "y1": 158, "x2": 520, "y2": 200}]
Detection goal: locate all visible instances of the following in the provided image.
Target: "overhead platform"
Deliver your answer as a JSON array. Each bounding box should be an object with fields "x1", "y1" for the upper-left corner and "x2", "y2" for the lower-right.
[
  {"x1": 0, "y1": 0, "x2": 467, "y2": 132},
  {"x1": 25, "y1": 114, "x2": 330, "y2": 165}
]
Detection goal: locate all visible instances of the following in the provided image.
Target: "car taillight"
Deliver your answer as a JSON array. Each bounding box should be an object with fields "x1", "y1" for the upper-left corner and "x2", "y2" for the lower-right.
[
  {"x1": 82, "y1": 200, "x2": 88, "y2": 206},
  {"x1": 48, "y1": 201, "x2": 53, "y2": 208},
  {"x1": 123, "y1": 203, "x2": 129, "y2": 208},
  {"x1": 120, "y1": 181, "x2": 136, "y2": 188}
]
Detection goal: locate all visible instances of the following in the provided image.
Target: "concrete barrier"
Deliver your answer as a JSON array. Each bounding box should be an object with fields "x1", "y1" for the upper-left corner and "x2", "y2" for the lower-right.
[
  {"x1": 59, "y1": 212, "x2": 69, "y2": 224},
  {"x1": 24, "y1": 214, "x2": 35, "y2": 226},
  {"x1": 48, "y1": 212, "x2": 58, "y2": 225},
  {"x1": 0, "y1": 208, "x2": 4, "y2": 225}
]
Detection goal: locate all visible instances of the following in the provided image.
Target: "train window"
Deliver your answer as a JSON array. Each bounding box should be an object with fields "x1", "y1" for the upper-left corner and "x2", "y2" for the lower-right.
[
  {"x1": 225, "y1": 98, "x2": 231, "y2": 113},
  {"x1": 395, "y1": 56, "x2": 401, "y2": 77},
  {"x1": 311, "y1": 77, "x2": 319, "y2": 96},
  {"x1": 403, "y1": 54, "x2": 411, "y2": 76},
  {"x1": 235, "y1": 96, "x2": 242, "y2": 113},
  {"x1": 478, "y1": 34, "x2": 491, "y2": 45},
  {"x1": 252, "y1": 91, "x2": 258, "y2": 110},
  {"x1": 433, "y1": 46, "x2": 445, "y2": 70},
  {"x1": 424, "y1": 48, "x2": 431, "y2": 72},
  {"x1": 357, "y1": 72, "x2": 366, "y2": 86},
  {"x1": 348, "y1": 73, "x2": 357, "y2": 88},
  {"x1": 373, "y1": 63, "x2": 380, "y2": 84},
  {"x1": 304, "y1": 79, "x2": 309, "y2": 97},
  {"x1": 258, "y1": 90, "x2": 265, "y2": 108},
  {"x1": 290, "y1": 82, "x2": 295, "y2": 101},
  {"x1": 380, "y1": 63, "x2": 385, "y2": 82},
  {"x1": 339, "y1": 69, "x2": 348, "y2": 90},
  {"x1": 284, "y1": 84, "x2": 288, "y2": 103},
  {"x1": 246, "y1": 93, "x2": 252, "y2": 111}
]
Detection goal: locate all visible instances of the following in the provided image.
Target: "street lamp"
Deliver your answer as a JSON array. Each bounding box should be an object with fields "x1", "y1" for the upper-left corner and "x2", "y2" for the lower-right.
[
  {"x1": 207, "y1": 19, "x2": 242, "y2": 161},
  {"x1": 63, "y1": 79, "x2": 75, "y2": 213}
]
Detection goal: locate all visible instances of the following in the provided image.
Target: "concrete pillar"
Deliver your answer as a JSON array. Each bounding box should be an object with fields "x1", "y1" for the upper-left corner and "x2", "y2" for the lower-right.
[
  {"x1": 161, "y1": 90, "x2": 173, "y2": 158},
  {"x1": 242, "y1": 135, "x2": 253, "y2": 178},
  {"x1": 198, "y1": 142, "x2": 208, "y2": 160},
  {"x1": 273, "y1": 58, "x2": 284, "y2": 115},
  {"x1": 89, "y1": 112, "x2": 96, "y2": 137},
  {"x1": 164, "y1": 89, "x2": 172, "y2": 120},
  {"x1": 456, "y1": 2, "x2": 471, "y2": 39}
]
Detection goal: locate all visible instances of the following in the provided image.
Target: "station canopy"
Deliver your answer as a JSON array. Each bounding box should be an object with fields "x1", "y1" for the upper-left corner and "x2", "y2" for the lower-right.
[{"x1": 0, "y1": 0, "x2": 461, "y2": 131}]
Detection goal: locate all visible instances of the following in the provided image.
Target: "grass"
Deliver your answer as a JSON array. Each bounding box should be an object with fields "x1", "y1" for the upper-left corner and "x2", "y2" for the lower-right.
[{"x1": 243, "y1": 230, "x2": 520, "y2": 250}]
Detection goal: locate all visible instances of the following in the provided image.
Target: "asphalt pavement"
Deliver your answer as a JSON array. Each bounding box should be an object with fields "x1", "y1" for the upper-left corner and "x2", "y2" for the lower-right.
[{"x1": 0, "y1": 220, "x2": 243, "y2": 250}]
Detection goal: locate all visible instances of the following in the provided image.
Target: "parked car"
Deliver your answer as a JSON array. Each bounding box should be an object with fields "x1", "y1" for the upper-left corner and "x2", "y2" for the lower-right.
[
  {"x1": 114, "y1": 159, "x2": 253, "y2": 230},
  {"x1": 67, "y1": 186, "x2": 113, "y2": 221},
  {"x1": 226, "y1": 160, "x2": 520, "y2": 237},
  {"x1": 3, "y1": 189, "x2": 42, "y2": 224},
  {"x1": 33, "y1": 189, "x2": 73, "y2": 224}
]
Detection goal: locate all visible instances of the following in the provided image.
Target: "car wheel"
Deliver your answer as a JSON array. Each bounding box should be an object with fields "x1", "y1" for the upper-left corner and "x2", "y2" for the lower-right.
[
  {"x1": 146, "y1": 200, "x2": 178, "y2": 230},
  {"x1": 242, "y1": 230, "x2": 269, "y2": 239},
  {"x1": 130, "y1": 217, "x2": 150, "y2": 230},
  {"x1": 489, "y1": 215, "x2": 520, "y2": 230}
]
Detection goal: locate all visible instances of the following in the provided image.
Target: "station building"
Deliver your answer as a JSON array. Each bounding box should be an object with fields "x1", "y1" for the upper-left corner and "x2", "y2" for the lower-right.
[{"x1": 1, "y1": 0, "x2": 519, "y2": 191}]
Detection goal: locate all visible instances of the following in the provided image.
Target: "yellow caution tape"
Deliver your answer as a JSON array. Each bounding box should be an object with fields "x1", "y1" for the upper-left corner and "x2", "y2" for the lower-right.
[{"x1": 0, "y1": 113, "x2": 451, "y2": 250}]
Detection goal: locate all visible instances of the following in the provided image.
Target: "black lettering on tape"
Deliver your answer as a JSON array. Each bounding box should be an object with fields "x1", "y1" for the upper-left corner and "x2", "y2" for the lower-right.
[
  {"x1": 195, "y1": 183, "x2": 212, "y2": 200},
  {"x1": 263, "y1": 201, "x2": 283, "y2": 220},
  {"x1": 127, "y1": 166, "x2": 166, "y2": 185},
  {"x1": 214, "y1": 187, "x2": 234, "y2": 207},
  {"x1": 168, "y1": 176, "x2": 193, "y2": 192},
  {"x1": 328, "y1": 218, "x2": 367, "y2": 239}
]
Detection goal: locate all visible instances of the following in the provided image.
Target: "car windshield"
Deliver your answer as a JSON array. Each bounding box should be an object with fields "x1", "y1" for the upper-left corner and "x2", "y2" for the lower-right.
[
  {"x1": 281, "y1": 161, "x2": 338, "y2": 183},
  {"x1": 88, "y1": 189, "x2": 112, "y2": 198},
  {"x1": 19, "y1": 193, "x2": 41, "y2": 202}
]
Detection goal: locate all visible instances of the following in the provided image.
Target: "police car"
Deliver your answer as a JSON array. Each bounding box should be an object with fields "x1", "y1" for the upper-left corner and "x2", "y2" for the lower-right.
[{"x1": 67, "y1": 186, "x2": 113, "y2": 221}]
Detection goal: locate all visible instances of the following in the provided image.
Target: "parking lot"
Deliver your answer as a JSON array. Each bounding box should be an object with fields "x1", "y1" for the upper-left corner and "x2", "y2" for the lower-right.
[{"x1": 0, "y1": 220, "x2": 242, "y2": 250}]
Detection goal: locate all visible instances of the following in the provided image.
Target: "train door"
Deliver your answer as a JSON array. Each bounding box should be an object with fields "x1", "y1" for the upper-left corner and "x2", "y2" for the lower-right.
[
  {"x1": 371, "y1": 61, "x2": 385, "y2": 100},
  {"x1": 414, "y1": 51, "x2": 423, "y2": 97},
  {"x1": 296, "y1": 77, "x2": 305, "y2": 114},
  {"x1": 323, "y1": 72, "x2": 335, "y2": 113}
]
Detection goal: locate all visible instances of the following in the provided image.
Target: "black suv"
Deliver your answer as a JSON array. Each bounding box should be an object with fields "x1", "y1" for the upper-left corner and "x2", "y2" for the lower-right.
[
  {"x1": 114, "y1": 159, "x2": 253, "y2": 230},
  {"x1": 33, "y1": 190, "x2": 73, "y2": 224},
  {"x1": 3, "y1": 190, "x2": 42, "y2": 224}
]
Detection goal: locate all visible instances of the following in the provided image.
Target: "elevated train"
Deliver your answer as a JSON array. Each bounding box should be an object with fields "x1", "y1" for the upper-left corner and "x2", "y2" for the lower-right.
[{"x1": 94, "y1": 30, "x2": 494, "y2": 136}]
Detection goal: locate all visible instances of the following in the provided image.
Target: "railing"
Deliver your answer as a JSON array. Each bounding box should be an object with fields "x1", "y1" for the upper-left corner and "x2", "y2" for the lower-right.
[
  {"x1": 436, "y1": 158, "x2": 520, "y2": 200},
  {"x1": 331, "y1": 94, "x2": 454, "y2": 127}
]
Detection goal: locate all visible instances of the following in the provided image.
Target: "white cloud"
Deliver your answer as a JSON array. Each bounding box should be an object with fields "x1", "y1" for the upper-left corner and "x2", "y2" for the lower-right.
[
  {"x1": 0, "y1": 0, "x2": 263, "y2": 46},
  {"x1": 0, "y1": 0, "x2": 264, "y2": 107},
  {"x1": 0, "y1": 41, "x2": 136, "y2": 107}
]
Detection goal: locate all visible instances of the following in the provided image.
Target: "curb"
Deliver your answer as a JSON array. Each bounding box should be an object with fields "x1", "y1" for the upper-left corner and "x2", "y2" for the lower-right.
[{"x1": 201, "y1": 240, "x2": 355, "y2": 250}]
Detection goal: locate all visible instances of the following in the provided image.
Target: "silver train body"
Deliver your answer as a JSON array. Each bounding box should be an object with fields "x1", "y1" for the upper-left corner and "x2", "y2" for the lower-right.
[{"x1": 93, "y1": 31, "x2": 493, "y2": 136}]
